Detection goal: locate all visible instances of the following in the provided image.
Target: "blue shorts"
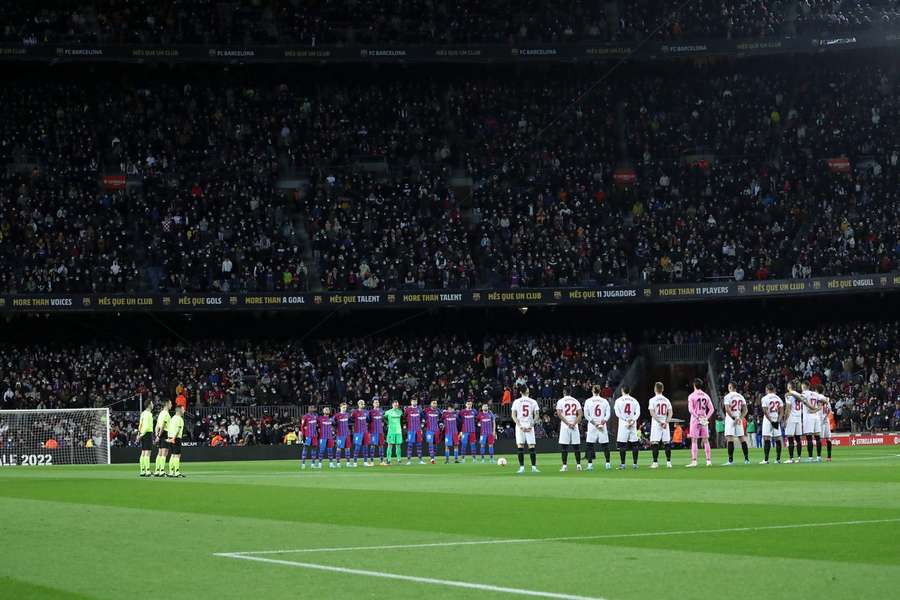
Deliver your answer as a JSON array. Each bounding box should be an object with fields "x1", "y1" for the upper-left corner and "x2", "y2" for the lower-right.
[
  {"x1": 425, "y1": 431, "x2": 436, "y2": 444},
  {"x1": 445, "y1": 434, "x2": 456, "y2": 447},
  {"x1": 336, "y1": 436, "x2": 348, "y2": 450},
  {"x1": 353, "y1": 432, "x2": 365, "y2": 446},
  {"x1": 304, "y1": 437, "x2": 316, "y2": 446},
  {"x1": 479, "y1": 434, "x2": 489, "y2": 446},
  {"x1": 369, "y1": 433, "x2": 381, "y2": 446}
]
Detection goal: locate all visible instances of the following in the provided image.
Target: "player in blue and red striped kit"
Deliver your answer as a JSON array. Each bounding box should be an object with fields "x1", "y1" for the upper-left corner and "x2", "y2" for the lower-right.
[
  {"x1": 442, "y1": 405, "x2": 460, "y2": 464},
  {"x1": 368, "y1": 400, "x2": 385, "y2": 466},
  {"x1": 404, "y1": 397, "x2": 425, "y2": 465},
  {"x1": 423, "y1": 400, "x2": 441, "y2": 464},
  {"x1": 478, "y1": 403, "x2": 496, "y2": 463},
  {"x1": 350, "y1": 399, "x2": 369, "y2": 466},
  {"x1": 318, "y1": 407, "x2": 336, "y2": 468},
  {"x1": 458, "y1": 400, "x2": 478, "y2": 463},
  {"x1": 334, "y1": 402, "x2": 351, "y2": 468},
  {"x1": 300, "y1": 406, "x2": 319, "y2": 469}
]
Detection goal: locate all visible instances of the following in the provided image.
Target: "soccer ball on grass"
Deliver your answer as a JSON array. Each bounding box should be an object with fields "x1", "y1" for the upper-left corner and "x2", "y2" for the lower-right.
[{"x1": 497, "y1": 457, "x2": 508, "y2": 466}]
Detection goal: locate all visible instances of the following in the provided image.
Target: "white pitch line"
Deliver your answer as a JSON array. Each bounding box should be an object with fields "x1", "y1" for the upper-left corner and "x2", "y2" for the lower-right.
[
  {"x1": 215, "y1": 553, "x2": 607, "y2": 600},
  {"x1": 221, "y1": 517, "x2": 900, "y2": 556}
]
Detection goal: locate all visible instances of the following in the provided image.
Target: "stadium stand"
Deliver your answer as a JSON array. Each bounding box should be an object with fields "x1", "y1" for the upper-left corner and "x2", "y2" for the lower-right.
[
  {"x1": 2, "y1": 1, "x2": 898, "y2": 45},
  {"x1": 2, "y1": 57, "x2": 897, "y2": 293}
]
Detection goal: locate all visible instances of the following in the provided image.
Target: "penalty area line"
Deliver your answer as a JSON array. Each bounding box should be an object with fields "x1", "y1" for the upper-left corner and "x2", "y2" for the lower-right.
[
  {"x1": 213, "y1": 553, "x2": 607, "y2": 600},
  {"x1": 221, "y1": 517, "x2": 900, "y2": 556}
]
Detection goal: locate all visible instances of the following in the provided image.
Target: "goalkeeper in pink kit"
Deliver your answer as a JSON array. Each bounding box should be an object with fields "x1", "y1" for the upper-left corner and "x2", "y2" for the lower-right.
[{"x1": 687, "y1": 378, "x2": 715, "y2": 467}]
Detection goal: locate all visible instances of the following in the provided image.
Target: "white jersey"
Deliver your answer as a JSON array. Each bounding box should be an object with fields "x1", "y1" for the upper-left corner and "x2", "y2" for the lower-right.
[
  {"x1": 801, "y1": 390, "x2": 821, "y2": 417},
  {"x1": 556, "y1": 396, "x2": 582, "y2": 425},
  {"x1": 614, "y1": 395, "x2": 641, "y2": 423},
  {"x1": 760, "y1": 393, "x2": 783, "y2": 423},
  {"x1": 786, "y1": 392, "x2": 804, "y2": 422},
  {"x1": 511, "y1": 396, "x2": 540, "y2": 428},
  {"x1": 820, "y1": 396, "x2": 832, "y2": 421},
  {"x1": 583, "y1": 396, "x2": 611, "y2": 428},
  {"x1": 722, "y1": 391, "x2": 747, "y2": 419},
  {"x1": 648, "y1": 394, "x2": 672, "y2": 424}
]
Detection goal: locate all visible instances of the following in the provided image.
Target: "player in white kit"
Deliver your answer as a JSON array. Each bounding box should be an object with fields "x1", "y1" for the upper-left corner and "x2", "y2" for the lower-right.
[
  {"x1": 800, "y1": 382, "x2": 823, "y2": 462},
  {"x1": 556, "y1": 390, "x2": 583, "y2": 472},
  {"x1": 722, "y1": 382, "x2": 750, "y2": 465},
  {"x1": 817, "y1": 384, "x2": 833, "y2": 462},
  {"x1": 511, "y1": 386, "x2": 540, "y2": 474},
  {"x1": 783, "y1": 382, "x2": 805, "y2": 463},
  {"x1": 583, "y1": 385, "x2": 612, "y2": 470},
  {"x1": 614, "y1": 386, "x2": 641, "y2": 470},
  {"x1": 647, "y1": 382, "x2": 673, "y2": 469},
  {"x1": 759, "y1": 384, "x2": 784, "y2": 464}
]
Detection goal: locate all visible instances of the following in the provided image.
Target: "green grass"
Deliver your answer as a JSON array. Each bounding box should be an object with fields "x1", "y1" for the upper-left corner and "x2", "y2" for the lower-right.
[{"x1": 2, "y1": 447, "x2": 900, "y2": 600}]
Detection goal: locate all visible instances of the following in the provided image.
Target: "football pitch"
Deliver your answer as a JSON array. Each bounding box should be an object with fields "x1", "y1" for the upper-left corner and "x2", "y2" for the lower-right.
[{"x1": 2, "y1": 447, "x2": 899, "y2": 600}]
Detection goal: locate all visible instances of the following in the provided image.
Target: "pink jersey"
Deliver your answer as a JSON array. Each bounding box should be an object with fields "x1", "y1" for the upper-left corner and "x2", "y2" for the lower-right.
[{"x1": 688, "y1": 390, "x2": 714, "y2": 422}]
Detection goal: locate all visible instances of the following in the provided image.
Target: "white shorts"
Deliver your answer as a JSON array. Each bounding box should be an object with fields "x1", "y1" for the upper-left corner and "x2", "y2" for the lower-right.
[
  {"x1": 558, "y1": 424, "x2": 581, "y2": 445},
  {"x1": 650, "y1": 421, "x2": 670, "y2": 443},
  {"x1": 821, "y1": 418, "x2": 832, "y2": 439},
  {"x1": 586, "y1": 424, "x2": 609, "y2": 444},
  {"x1": 515, "y1": 427, "x2": 536, "y2": 446},
  {"x1": 802, "y1": 414, "x2": 822, "y2": 435},
  {"x1": 761, "y1": 419, "x2": 781, "y2": 437},
  {"x1": 724, "y1": 416, "x2": 745, "y2": 437},
  {"x1": 783, "y1": 420, "x2": 802, "y2": 437},
  {"x1": 617, "y1": 423, "x2": 639, "y2": 444}
]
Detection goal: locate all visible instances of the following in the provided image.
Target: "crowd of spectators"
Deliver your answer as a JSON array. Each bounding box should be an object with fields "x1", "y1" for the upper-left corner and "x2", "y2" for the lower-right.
[
  {"x1": 4, "y1": 319, "x2": 899, "y2": 446},
  {"x1": 716, "y1": 321, "x2": 900, "y2": 432},
  {"x1": 1, "y1": 58, "x2": 898, "y2": 293},
  {"x1": 0, "y1": 330, "x2": 631, "y2": 412},
  {"x1": 3, "y1": 2, "x2": 898, "y2": 46}
]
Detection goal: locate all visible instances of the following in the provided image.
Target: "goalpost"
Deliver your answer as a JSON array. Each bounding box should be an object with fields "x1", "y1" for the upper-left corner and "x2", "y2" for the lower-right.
[{"x1": 0, "y1": 408, "x2": 111, "y2": 466}]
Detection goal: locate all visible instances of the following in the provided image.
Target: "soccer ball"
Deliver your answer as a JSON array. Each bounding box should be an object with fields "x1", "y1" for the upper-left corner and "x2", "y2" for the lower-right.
[{"x1": 497, "y1": 458, "x2": 508, "y2": 466}]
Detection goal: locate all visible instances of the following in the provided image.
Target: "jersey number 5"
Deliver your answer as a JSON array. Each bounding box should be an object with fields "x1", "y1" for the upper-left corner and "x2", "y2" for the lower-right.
[{"x1": 521, "y1": 405, "x2": 529, "y2": 417}]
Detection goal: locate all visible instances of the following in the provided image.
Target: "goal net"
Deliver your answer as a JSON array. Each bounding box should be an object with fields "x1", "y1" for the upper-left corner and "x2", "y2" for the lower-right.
[{"x1": 0, "y1": 408, "x2": 110, "y2": 466}]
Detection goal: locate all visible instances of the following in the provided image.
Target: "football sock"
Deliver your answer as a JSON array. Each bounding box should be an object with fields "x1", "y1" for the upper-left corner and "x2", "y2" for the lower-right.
[
  {"x1": 764, "y1": 440, "x2": 771, "y2": 461},
  {"x1": 741, "y1": 441, "x2": 749, "y2": 461},
  {"x1": 529, "y1": 448, "x2": 537, "y2": 466},
  {"x1": 727, "y1": 441, "x2": 734, "y2": 462},
  {"x1": 651, "y1": 444, "x2": 659, "y2": 462},
  {"x1": 517, "y1": 448, "x2": 525, "y2": 467}
]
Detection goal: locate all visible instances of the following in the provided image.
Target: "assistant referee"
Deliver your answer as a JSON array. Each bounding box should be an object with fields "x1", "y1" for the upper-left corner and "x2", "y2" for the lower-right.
[
  {"x1": 137, "y1": 403, "x2": 154, "y2": 477},
  {"x1": 166, "y1": 406, "x2": 185, "y2": 478}
]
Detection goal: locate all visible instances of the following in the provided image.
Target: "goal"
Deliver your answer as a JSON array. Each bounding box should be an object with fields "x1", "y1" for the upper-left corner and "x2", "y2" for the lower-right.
[{"x1": 0, "y1": 408, "x2": 110, "y2": 466}]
